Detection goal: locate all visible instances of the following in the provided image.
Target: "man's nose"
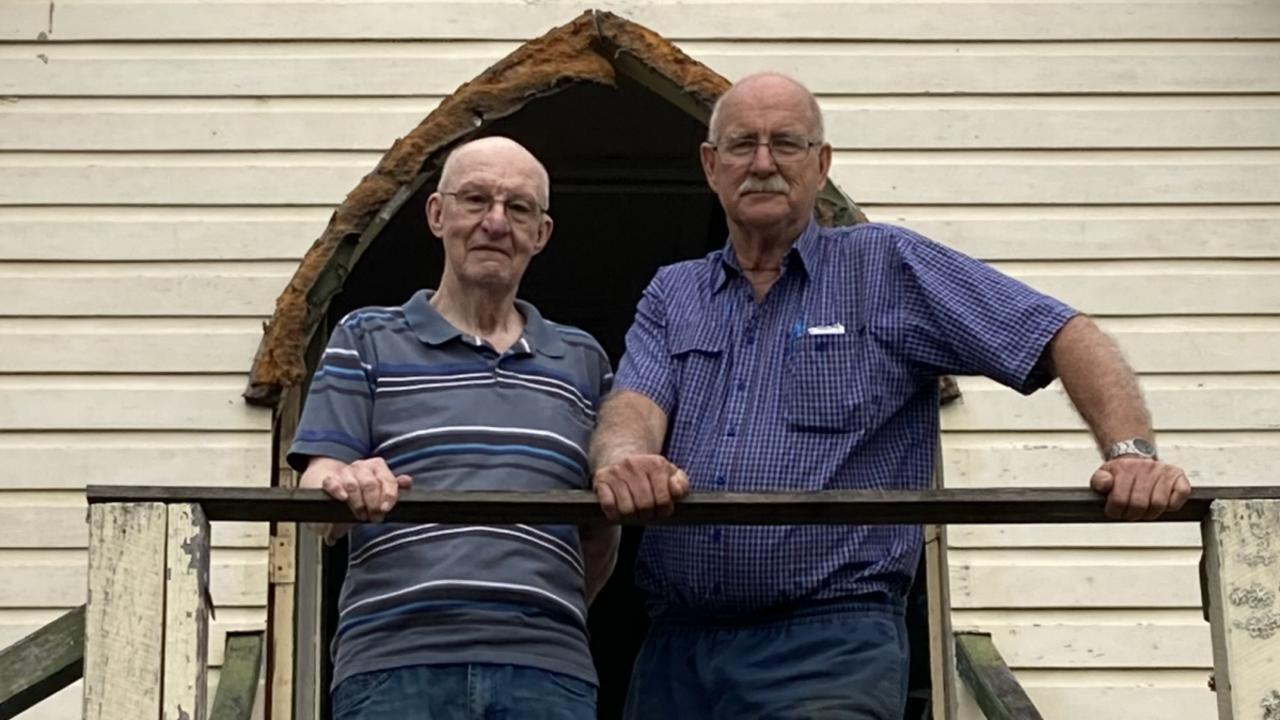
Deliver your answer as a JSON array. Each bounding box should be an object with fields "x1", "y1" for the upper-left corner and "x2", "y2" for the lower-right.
[
  {"x1": 480, "y1": 200, "x2": 512, "y2": 235},
  {"x1": 749, "y1": 142, "x2": 778, "y2": 175}
]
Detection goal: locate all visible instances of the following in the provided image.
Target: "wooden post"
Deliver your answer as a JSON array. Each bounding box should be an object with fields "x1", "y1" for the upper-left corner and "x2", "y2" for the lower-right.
[
  {"x1": 954, "y1": 632, "x2": 1044, "y2": 720},
  {"x1": 270, "y1": 386, "x2": 301, "y2": 720},
  {"x1": 84, "y1": 502, "x2": 168, "y2": 720},
  {"x1": 163, "y1": 503, "x2": 210, "y2": 720},
  {"x1": 1202, "y1": 499, "x2": 1280, "y2": 720}
]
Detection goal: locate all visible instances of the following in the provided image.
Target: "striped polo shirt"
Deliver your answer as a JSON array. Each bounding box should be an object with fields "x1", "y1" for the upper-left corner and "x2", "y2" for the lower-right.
[{"x1": 287, "y1": 289, "x2": 612, "y2": 689}]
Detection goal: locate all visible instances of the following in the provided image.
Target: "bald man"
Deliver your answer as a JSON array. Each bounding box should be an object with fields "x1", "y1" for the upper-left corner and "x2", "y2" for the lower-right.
[
  {"x1": 290, "y1": 136, "x2": 616, "y2": 719},
  {"x1": 590, "y1": 74, "x2": 1191, "y2": 718}
]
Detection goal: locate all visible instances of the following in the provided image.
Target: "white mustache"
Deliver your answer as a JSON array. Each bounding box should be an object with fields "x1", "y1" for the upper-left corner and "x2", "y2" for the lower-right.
[{"x1": 737, "y1": 175, "x2": 789, "y2": 196}]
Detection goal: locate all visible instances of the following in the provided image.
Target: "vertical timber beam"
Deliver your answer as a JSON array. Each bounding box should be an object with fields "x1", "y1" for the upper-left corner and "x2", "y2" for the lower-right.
[
  {"x1": 1203, "y1": 499, "x2": 1280, "y2": 720},
  {"x1": 84, "y1": 502, "x2": 168, "y2": 720},
  {"x1": 163, "y1": 503, "x2": 210, "y2": 720},
  {"x1": 271, "y1": 386, "x2": 302, "y2": 720}
]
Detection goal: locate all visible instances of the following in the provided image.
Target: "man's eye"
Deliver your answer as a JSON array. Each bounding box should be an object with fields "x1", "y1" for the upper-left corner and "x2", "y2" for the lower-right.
[
  {"x1": 460, "y1": 192, "x2": 490, "y2": 207},
  {"x1": 507, "y1": 201, "x2": 536, "y2": 217},
  {"x1": 727, "y1": 140, "x2": 757, "y2": 155},
  {"x1": 772, "y1": 138, "x2": 806, "y2": 154}
]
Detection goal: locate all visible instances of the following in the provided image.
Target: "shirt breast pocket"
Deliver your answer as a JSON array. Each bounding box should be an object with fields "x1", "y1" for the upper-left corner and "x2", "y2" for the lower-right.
[{"x1": 783, "y1": 334, "x2": 867, "y2": 433}]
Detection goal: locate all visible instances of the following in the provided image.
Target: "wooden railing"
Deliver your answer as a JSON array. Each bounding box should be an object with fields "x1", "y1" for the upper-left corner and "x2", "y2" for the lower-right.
[{"x1": 78, "y1": 485, "x2": 1280, "y2": 720}]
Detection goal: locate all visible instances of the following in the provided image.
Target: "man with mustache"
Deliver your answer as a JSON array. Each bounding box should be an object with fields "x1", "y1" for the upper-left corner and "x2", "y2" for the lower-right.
[
  {"x1": 289, "y1": 136, "x2": 616, "y2": 719},
  {"x1": 590, "y1": 74, "x2": 1192, "y2": 718}
]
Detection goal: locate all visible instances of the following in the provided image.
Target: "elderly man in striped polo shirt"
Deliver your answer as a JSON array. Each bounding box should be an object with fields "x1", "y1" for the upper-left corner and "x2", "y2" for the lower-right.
[
  {"x1": 288, "y1": 136, "x2": 617, "y2": 719},
  {"x1": 591, "y1": 73, "x2": 1193, "y2": 718}
]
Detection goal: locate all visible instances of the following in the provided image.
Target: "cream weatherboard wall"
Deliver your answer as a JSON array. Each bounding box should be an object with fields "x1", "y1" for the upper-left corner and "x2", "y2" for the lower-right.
[{"x1": 2, "y1": 1, "x2": 1278, "y2": 718}]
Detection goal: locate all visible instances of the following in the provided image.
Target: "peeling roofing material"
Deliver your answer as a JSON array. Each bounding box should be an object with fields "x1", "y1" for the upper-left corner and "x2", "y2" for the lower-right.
[{"x1": 244, "y1": 9, "x2": 868, "y2": 407}]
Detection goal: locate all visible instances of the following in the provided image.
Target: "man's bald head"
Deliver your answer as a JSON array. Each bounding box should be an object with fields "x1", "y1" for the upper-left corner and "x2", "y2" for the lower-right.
[
  {"x1": 438, "y1": 136, "x2": 551, "y2": 208},
  {"x1": 706, "y1": 73, "x2": 824, "y2": 145}
]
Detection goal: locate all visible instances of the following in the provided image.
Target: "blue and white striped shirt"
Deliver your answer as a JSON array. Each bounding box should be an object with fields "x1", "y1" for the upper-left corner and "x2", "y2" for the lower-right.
[
  {"x1": 613, "y1": 221, "x2": 1076, "y2": 614},
  {"x1": 289, "y1": 289, "x2": 612, "y2": 688}
]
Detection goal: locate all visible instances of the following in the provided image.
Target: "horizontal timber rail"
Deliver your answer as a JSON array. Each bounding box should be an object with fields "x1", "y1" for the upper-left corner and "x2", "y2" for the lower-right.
[{"x1": 85, "y1": 485, "x2": 1280, "y2": 525}]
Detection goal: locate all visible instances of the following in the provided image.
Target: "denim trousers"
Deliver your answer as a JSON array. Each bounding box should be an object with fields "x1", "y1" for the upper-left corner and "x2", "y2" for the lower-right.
[
  {"x1": 623, "y1": 599, "x2": 909, "y2": 720},
  {"x1": 331, "y1": 663, "x2": 597, "y2": 720}
]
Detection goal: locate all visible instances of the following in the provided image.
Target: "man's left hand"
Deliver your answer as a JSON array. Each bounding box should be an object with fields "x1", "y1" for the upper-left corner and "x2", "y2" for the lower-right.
[{"x1": 1089, "y1": 457, "x2": 1191, "y2": 521}]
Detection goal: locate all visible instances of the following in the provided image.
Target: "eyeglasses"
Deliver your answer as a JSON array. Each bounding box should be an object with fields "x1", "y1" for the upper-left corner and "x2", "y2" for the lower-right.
[
  {"x1": 709, "y1": 135, "x2": 821, "y2": 165},
  {"x1": 440, "y1": 190, "x2": 545, "y2": 226}
]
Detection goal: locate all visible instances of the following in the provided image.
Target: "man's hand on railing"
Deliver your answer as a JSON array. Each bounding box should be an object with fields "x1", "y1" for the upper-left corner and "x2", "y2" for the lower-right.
[
  {"x1": 1090, "y1": 457, "x2": 1192, "y2": 521},
  {"x1": 593, "y1": 453, "x2": 689, "y2": 522}
]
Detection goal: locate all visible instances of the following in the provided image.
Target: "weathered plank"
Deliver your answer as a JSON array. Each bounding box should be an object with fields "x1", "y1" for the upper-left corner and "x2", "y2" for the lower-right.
[
  {"x1": 943, "y1": 376, "x2": 1280, "y2": 432},
  {"x1": 941, "y1": 431, "x2": 1280, "y2": 490},
  {"x1": 162, "y1": 504, "x2": 209, "y2": 720},
  {"x1": 955, "y1": 632, "x2": 1044, "y2": 719},
  {"x1": 0, "y1": 206, "x2": 323, "y2": 260},
  {"x1": 949, "y1": 523, "x2": 1203, "y2": 550},
  {"x1": 82, "y1": 502, "x2": 166, "y2": 720},
  {"x1": 0, "y1": 606, "x2": 83, "y2": 720},
  {"x1": 0, "y1": 376, "x2": 273, "y2": 431},
  {"x1": 1201, "y1": 499, "x2": 1280, "y2": 720},
  {"x1": 0, "y1": 318, "x2": 264, "y2": 373},
  {"x1": 871, "y1": 205, "x2": 1280, "y2": 260},
  {"x1": 0, "y1": 500, "x2": 266, "y2": 548},
  {"x1": 0, "y1": 549, "x2": 268, "y2": 608},
  {"x1": 956, "y1": 670, "x2": 1219, "y2": 720},
  {"x1": 0, "y1": 261, "x2": 293, "y2": 315},
  {"x1": 83, "y1": 485, "x2": 1280, "y2": 525},
  {"x1": 950, "y1": 549, "x2": 1202, "y2": 609},
  {"x1": 6, "y1": 151, "x2": 1280, "y2": 206},
  {"x1": 0, "y1": 432, "x2": 271, "y2": 490},
  {"x1": 1, "y1": 41, "x2": 1275, "y2": 96},
  {"x1": 7, "y1": 97, "x2": 1280, "y2": 151},
  {"x1": 208, "y1": 632, "x2": 264, "y2": 720},
  {"x1": 951, "y1": 613, "x2": 1211, "y2": 669},
  {"x1": 5, "y1": 1, "x2": 1278, "y2": 41}
]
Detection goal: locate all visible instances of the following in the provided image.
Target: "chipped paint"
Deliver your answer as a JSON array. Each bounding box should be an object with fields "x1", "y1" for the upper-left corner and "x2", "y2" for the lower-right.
[
  {"x1": 36, "y1": 53, "x2": 48, "y2": 64},
  {"x1": 1234, "y1": 610, "x2": 1280, "y2": 640},
  {"x1": 1262, "y1": 689, "x2": 1280, "y2": 720},
  {"x1": 1229, "y1": 583, "x2": 1276, "y2": 609}
]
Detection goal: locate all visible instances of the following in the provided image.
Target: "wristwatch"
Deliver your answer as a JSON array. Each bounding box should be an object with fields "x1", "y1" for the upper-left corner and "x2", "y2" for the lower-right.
[{"x1": 1105, "y1": 438, "x2": 1158, "y2": 461}]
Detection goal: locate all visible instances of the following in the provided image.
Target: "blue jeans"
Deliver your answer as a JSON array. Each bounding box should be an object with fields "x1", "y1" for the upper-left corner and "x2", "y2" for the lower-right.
[
  {"x1": 624, "y1": 598, "x2": 908, "y2": 720},
  {"x1": 331, "y1": 663, "x2": 597, "y2": 720}
]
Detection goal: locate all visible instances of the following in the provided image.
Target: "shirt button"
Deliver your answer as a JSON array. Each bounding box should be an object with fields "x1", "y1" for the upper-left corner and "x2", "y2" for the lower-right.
[
  {"x1": 711, "y1": 528, "x2": 722, "y2": 542},
  {"x1": 735, "y1": 380, "x2": 746, "y2": 392},
  {"x1": 715, "y1": 475, "x2": 726, "y2": 487},
  {"x1": 725, "y1": 426, "x2": 736, "y2": 438}
]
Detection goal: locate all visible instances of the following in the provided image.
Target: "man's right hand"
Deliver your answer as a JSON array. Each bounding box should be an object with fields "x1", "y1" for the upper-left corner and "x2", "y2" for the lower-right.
[
  {"x1": 593, "y1": 454, "x2": 689, "y2": 521},
  {"x1": 318, "y1": 457, "x2": 413, "y2": 523}
]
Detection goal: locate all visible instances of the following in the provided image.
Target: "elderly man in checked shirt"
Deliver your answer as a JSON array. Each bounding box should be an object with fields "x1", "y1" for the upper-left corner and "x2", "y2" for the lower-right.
[
  {"x1": 289, "y1": 137, "x2": 616, "y2": 719},
  {"x1": 590, "y1": 73, "x2": 1193, "y2": 719}
]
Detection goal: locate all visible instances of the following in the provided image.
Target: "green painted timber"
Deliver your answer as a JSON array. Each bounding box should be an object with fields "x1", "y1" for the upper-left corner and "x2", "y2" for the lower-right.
[
  {"x1": 955, "y1": 631, "x2": 1043, "y2": 720},
  {"x1": 209, "y1": 630, "x2": 265, "y2": 720},
  {"x1": 0, "y1": 605, "x2": 85, "y2": 720}
]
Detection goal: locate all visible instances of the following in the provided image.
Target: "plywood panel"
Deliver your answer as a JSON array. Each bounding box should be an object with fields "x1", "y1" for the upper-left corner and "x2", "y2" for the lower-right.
[
  {"x1": 0, "y1": 548, "x2": 267, "y2": 607},
  {"x1": 0, "y1": 376, "x2": 273, "y2": 431},
  {"x1": 6, "y1": 151, "x2": 1280, "y2": 206},
  {"x1": 942, "y1": 375, "x2": 1280, "y2": 431},
  {"x1": 5, "y1": 1, "x2": 1277, "y2": 41},
  {"x1": 949, "y1": 549, "x2": 1201, "y2": 608},
  {"x1": 2, "y1": 41, "x2": 1275, "y2": 96},
  {"x1": 0, "y1": 261, "x2": 294, "y2": 316},
  {"x1": 865, "y1": 205, "x2": 1280, "y2": 260},
  {"x1": 0, "y1": 206, "x2": 324, "y2": 260},
  {"x1": 7, "y1": 96, "x2": 1280, "y2": 151},
  {"x1": 0, "y1": 431, "x2": 271, "y2": 490}
]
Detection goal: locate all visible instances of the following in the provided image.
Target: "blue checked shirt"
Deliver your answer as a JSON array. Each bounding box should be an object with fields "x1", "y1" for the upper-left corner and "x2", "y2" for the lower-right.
[{"x1": 613, "y1": 221, "x2": 1077, "y2": 614}]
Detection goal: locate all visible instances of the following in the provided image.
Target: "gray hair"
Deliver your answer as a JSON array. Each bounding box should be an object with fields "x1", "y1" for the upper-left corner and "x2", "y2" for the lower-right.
[
  {"x1": 707, "y1": 72, "x2": 825, "y2": 145},
  {"x1": 438, "y1": 136, "x2": 551, "y2": 209}
]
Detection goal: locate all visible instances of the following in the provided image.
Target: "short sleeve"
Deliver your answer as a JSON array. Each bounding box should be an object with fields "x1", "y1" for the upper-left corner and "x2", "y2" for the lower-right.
[
  {"x1": 286, "y1": 322, "x2": 375, "y2": 472},
  {"x1": 892, "y1": 227, "x2": 1078, "y2": 394},
  {"x1": 613, "y1": 270, "x2": 676, "y2": 414}
]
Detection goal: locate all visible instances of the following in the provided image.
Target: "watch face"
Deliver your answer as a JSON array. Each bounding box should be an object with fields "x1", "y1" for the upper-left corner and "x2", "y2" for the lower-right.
[{"x1": 1133, "y1": 438, "x2": 1156, "y2": 456}]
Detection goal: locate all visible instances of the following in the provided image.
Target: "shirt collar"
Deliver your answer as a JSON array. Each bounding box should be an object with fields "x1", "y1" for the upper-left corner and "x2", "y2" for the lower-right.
[
  {"x1": 711, "y1": 218, "x2": 821, "y2": 294},
  {"x1": 402, "y1": 289, "x2": 566, "y2": 358}
]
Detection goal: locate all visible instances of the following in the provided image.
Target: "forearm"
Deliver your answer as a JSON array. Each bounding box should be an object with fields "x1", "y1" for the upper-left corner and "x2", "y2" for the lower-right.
[
  {"x1": 580, "y1": 524, "x2": 620, "y2": 604},
  {"x1": 299, "y1": 456, "x2": 354, "y2": 543},
  {"x1": 1048, "y1": 315, "x2": 1152, "y2": 456},
  {"x1": 588, "y1": 390, "x2": 669, "y2": 469}
]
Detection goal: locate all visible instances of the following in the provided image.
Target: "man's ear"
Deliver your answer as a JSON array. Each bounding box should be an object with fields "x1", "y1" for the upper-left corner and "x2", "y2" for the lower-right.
[
  {"x1": 699, "y1": 142, "x2": 720, "y2": 193},
  {"x1": 816, "y1": 143, "x2": 833, "y2": 184},
  {"x1": 425, "y1": 193, "x2": 444, "y2": 237},
  {"x1": 532, "y1": 214, "x2": 553, "y2": 256}
]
